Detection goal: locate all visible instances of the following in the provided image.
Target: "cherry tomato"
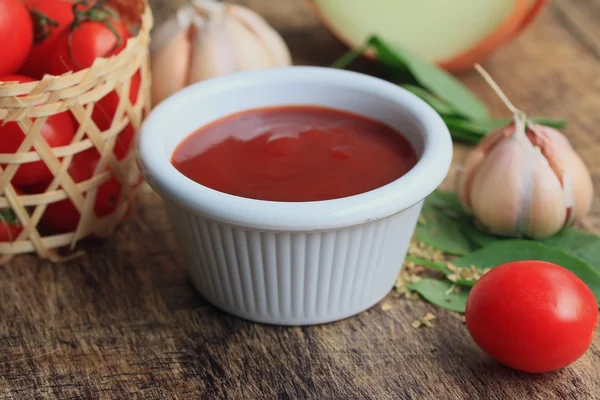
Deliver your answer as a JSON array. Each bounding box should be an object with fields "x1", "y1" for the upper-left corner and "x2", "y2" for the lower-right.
[
  {"x1": 0, "y1": 0, "x2": 34, "y2": 76},
  {"x1": 48, "y1": 11, "x2": 130, "y2": 75},
  {"x1": 0, "y1": 188, "x2": 23, "y2": 242},
  {"x1": 466, "y1": 260, "x2": 598, "y2": 373},
  {"x1": 20, "y1": 0, "x2": 76, "y2": 79},
  {"x1": 93, "y1": 71, "x2": 141, "y2": 160},
  {"x1": 33, "y1": 149, "x2": 122, "y2": 232},
  {"x1": 0, "y1": 75, "x2": 78, "y2": 186},
  {"x1": 48, "y1": 2, "x2": 140, "y2": 160}
]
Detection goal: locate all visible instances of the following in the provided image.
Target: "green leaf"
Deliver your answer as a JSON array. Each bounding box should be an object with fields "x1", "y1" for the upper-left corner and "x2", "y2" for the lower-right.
[
  {"x1": 541, "y1": 228, "x2": 600, "y2": 274},
  {"x1": 445, "y1": 128, "x2": 481, "y2": 145},
  {"x1": 330, "y1": 40, "x2": 371, "y2": 70},
  {"x1": 369, "y1": 36, "x2": 489, "y2": 121},
  {"x1": 331, "y1": 36, "x2": 566, "y2": 147},
  {"x1": 426, "y1": 190, "x2": 464, "y2": 213},
  {"x1": 443, "y1": 116, "x2": 568, "y2": 140},
  {"x1": 405, "y1": 256, "x2": 449, "y2": 274},
  {"x1": 530, "y1": 117, "x2": 567, "y2": 130},
  {"x1": 400, "y1": 84, "x2": 456, "y2": 116},
  {"x1": 451, "y1": 240, "x2": 600, "y2": 306},
  {"x1": 408, "y1": 279, "x2": 468, "y2": 313},
  {"x1": 419, "y1": 191, "x2": 494, "y2": 252},
  {"x1": 421, "y1": 190, "x2": 600, "y2": 264},
  {"x1": 443, "y1": 116, "x2": 505, "y2": 136},
  {"x1": 0, "y1": 208, "x2": 19, "y2": 226},
  {"x1": 460, "y1": 224, "x2": 502, "y2": 248},
  {"x1": 416, "y1": 200, "x2": 474, "y2": 256}
]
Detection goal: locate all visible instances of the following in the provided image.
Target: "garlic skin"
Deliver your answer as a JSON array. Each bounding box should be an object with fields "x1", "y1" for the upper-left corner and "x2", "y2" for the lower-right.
[
  {"x1": 533, "y1": 125, "x2": 594, "y2": 223},
  {"x1": 150, "y1": 7, "x2": 193, "y2": 107},
  {"x1": 150, "y1": 0, "x2": 292, "y2": 106},
  {"x1": 457, "y1": 121, "x2": 594, "y2": 239}
]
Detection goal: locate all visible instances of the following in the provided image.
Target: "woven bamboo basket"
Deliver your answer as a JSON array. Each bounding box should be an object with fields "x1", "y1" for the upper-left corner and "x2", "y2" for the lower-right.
[{"x1": 0, "y1": 0, "x2": 153, "y2": 264}]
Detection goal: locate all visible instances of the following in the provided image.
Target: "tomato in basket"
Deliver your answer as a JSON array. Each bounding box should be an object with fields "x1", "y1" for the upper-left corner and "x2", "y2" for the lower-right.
[
  {"x1": 0, "y1": 0, "x2": 34, "y2": 76},
  {"x1": 92, "y1": 74, "x2": 141, "y2": 160},
  {"x1": 32, "y1": 149, "x2": 122, "y2": 232},
  {"x1": 0, "y1": 75, "x2": 78, "y2": 186},
  {"x1": 0, "y1": 188, "x2": 23, "y2": 242},
  {"x1": 47, "y1": 0, "x2": 141, "y2": 160},
  {"x1": 47, "y1": 5, "x2": 130, "y2": 74},
  {"x1": 20, "y1": 0, "x2": 77, "y2": 79}
]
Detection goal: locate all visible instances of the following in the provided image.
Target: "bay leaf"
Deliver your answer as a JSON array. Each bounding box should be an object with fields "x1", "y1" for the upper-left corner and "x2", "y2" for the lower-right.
[
  {"x1": 368, "y1": 36, "x2": 489, "y2": 121},
  {"x1": 420, "y1": 191, "x2": 493, "y2": 252},
  {"x1": 401, "y1": 84, "x2": 456, "y2": 116},
  {"x1": 416, "y1": 201, "x2": 474, "y2": 256},
  {"x1": 330, "y1": 40, "x2": 371, "y2": 70},
  {"x1": 460, "y1": 224, "x2": 502, "y2": 248},
  {"x1": 422, "y1": 191, "x2": 600, "y2": 267},
  {"x1": 407, "y1": 279, "x2": 469, "y2": 313},
  {"x1": 529, "y1": 117, "x2": 567, "y2": 129},
  {"x1": 541, "y1": 228, "x2": 600, "y2": 274},
  {"x1": 405, "y1": 256, "x2": 449, "y2": 274},
  {"x1": 426, "y1": 190, "x2": 464, "y2": 214},
  {"x1": 451, "y1": 240, "x2": 600, "y2": 306},
  {"x1": 443, "y1": 116, "x2": 568, "y2": 138},
  {"x1": 447, "y1": 129, "x2": 481, "y2": 145}
]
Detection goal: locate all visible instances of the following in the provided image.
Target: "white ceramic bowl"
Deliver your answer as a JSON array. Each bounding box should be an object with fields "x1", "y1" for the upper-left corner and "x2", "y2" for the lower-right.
[{"x1": 137, "y1": 66, "x2": 452, "y2": 325}]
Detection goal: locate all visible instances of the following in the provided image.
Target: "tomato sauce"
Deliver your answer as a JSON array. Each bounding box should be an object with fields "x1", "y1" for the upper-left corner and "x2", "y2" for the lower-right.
[{"x1": 171, "y1": 106, "x2": 418, "y2": 202}]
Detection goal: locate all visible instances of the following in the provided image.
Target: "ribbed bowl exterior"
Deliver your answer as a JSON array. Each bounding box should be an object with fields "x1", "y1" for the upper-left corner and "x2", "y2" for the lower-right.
[{"x1": 166, "y1": 200, "x2": 423, "y2": 325}]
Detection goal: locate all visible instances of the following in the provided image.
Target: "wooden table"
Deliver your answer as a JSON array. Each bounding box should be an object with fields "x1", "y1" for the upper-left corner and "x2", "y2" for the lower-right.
[{"x1": 2, "y1": 1, "x2": 600, "y2": 398}]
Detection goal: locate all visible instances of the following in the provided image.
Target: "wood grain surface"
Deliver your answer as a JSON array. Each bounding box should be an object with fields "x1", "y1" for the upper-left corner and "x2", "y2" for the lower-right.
[{"x1": 2, "y1": 0, "x2": 600, "y2": 399}]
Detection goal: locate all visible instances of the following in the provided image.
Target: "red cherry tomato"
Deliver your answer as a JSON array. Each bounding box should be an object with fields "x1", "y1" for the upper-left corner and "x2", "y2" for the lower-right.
[
  {"x1": 0, "y1": 75, "x2": 78, "y2": 186},
  {"x1": 0, "y1": 0, "x2": 34, "y2": 76},
  {"x1": 0, "y1": 187, "x2": 23, "y2": 242},
  {"x1": 48, "y1": 2, "x2": 140, "y2": 160},
  {"x1": 20, "y1": 0, "x2": 76, "y2": 79},
  {"x1": 48, "y1": 10, "x2": 130, "y2": 75},
  {"x1": 466, "y1": 260, "x2": 598, "y2": 373},
  {"x1": 33, "y1": 149, "x2": 122, "y2": 232},
  {"x1": 93, "y1": 71, "x2": 141, "y2": 160}
]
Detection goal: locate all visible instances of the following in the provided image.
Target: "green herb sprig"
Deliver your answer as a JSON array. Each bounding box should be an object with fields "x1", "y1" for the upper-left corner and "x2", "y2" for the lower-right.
[
  {"x1": 332, "y1": 35, "x2": 567, "y2": 144},
  {"x1": 406, "y1": 191, "x2": 600, "y2": 313},
  {"x1": 332, "y1": 36, "x2": 597, "y2": 314}
]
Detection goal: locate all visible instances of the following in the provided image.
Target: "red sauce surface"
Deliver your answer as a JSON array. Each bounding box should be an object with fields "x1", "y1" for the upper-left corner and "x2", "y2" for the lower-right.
[{"x1": 171, "y1": 106, "x2": 418, "y2": 202}]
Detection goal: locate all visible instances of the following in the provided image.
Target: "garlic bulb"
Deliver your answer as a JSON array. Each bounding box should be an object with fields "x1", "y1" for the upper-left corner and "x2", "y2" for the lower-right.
[
  {"x1": 456, "y1": 66, "x2": 594, "y2": 239},
  {"x1": 150, "y1": 0, "x2": 292, "y2": 106}
]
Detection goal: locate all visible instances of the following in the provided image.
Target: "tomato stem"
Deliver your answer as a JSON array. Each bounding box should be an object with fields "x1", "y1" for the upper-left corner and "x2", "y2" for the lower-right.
[
  {"x1": 67, "y1": 0, "x2": 125, "y2": 69},
  {"x1": 30, "y1": 9, "x2": 60, "y2": 43},
  {"x1": 0, "y1": 208, "x2": 20, "y2": 243},
  {"x1": 0, "y1": 209, "x2": 19, "y2": 227}
]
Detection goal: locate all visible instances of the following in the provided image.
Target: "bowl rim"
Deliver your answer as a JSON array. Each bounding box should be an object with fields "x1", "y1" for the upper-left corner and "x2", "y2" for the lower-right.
[{"x1": 137, "y1": 66, "x2": 452, "y2": 231}]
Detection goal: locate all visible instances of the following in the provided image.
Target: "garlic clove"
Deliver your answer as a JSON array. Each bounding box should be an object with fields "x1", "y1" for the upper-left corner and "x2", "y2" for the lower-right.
[
  {"x1": 227, "y1": 4, "x2": 292, "y2": 67},
  {"x1": 151, "y1": 28, "x2": 192, "y2": 106},
  {"x1": 459, "y1": 65, "x2": 594, "y2": 239},
  {"x1": 186, "y1": 1, "x2": 292, "y2": 83},
  {"x1": 223, "y1": 13, "x2": 276, "y2": 70},
  {"x1": 560, "y1": 148, "x2": 594, "y2": 223},
  {"x1": 187, "y1": 16, "x2": 239, "y2": 83},
  {"x1": 458, "y1": 121, "x2": 592, "y2": 239},
  {"x1": 529, "y1": 124, "x2": 594, "y2": 223},
  {"x1": 469, "y1": 135, "x2": 527, "y2": 236},
  {"x1": 533, "y1": 124, "x2": 574, "y2": 150},
  {"x1": 150, "y1": 5, "x2": 194, "y2": 55},
  {"x1": 457, "y1": 124, "x2": 514, "y2": 211},
  {"x1": 150, "y1": 6, "x2": 195, "y2": 106},
  {"x1": 524, "y1": 147, "x2": 568, "y2": 238},
  {"x1": 456, "y1": 149, "x2": 484, "y2": 213},
  {"x1": 150, "y1": 0, "x2": 293, "y2": 105}
]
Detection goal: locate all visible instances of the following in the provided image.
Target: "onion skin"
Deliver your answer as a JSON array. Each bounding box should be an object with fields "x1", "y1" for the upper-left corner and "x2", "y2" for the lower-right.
[
  {"x1": 438, "y1": 0, "x2": 531, "y2": 72},
  {"x1": 308, "y1": 0, "x2": 549, "y2": 73}
]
